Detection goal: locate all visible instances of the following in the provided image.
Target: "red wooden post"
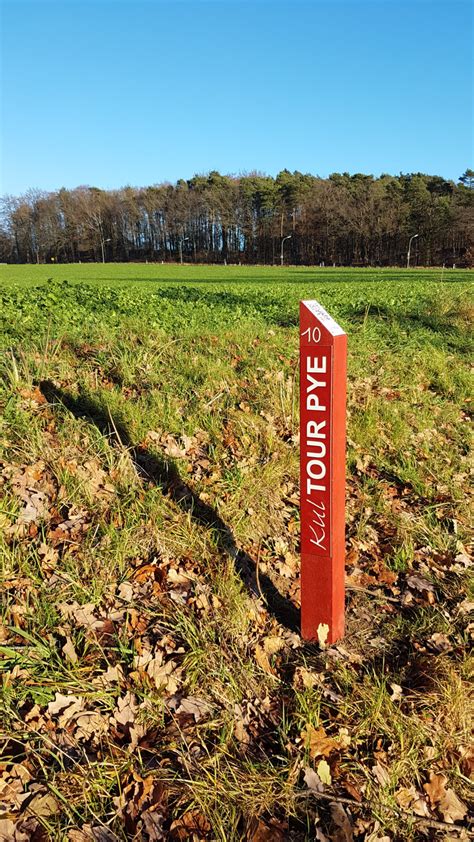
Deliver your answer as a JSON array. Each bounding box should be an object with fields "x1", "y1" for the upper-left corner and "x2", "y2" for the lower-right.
[{"x1": 300, "y1": 301, "x2": 347, "y2": 643}]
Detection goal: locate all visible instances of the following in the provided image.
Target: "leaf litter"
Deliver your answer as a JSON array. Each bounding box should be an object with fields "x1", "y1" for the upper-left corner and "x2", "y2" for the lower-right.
[{"x1": 0, "y1": 283, "x2": 473, "y2": 840}]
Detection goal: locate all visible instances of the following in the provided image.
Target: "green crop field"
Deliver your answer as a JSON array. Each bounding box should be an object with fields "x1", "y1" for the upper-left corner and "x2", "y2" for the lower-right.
[
  {"x1": 0, "y1": 265, "x2": 473, "y2": 840},
  {"x1": 1, "y1": 262, "x2": 471, "y2": 286}
]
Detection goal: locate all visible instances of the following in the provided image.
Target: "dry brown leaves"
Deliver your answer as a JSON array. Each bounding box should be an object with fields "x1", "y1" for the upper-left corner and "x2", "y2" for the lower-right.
[
  {"x1": 68, "y1": 826, "x2": 119, "y2": 842},
  {"x1": 302, "y1": 724, "x2": 351, "y2": 760},
  {"x1": 0, "y1": 762, "x2": 59, "y2": 840},
  {"x1": 170, "y1": 808, "x2": 211, "y2": 840},
  {"x1": 46, "y1": 692, "x2": 109, "y2": 746},
  {"x1": 246, "y1": 816, "x2": 288, "y2": 841},
  {"x1": 423, "y1": 772, "x2": 468, "y2": 823},
  {"x1": 113, "y1": 772, "x2": 167, "y2": 840},
  {"x1": 145, "y1": 429, "x2": 212, "y2": 481},
  {"x1": 1, "y1": 461, "x2": 56, "y2": 538},
  {"x1": 2, "y1": 387, "x2": 472, "y2": 841}
]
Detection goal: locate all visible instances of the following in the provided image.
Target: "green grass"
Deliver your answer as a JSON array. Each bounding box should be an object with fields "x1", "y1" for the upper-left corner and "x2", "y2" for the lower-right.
[
  {"x1": 2, "y1": 263, "x2": 470, "y2": 286},
  {"x1": 0, "y1": 265, "x2": 472, "y2": 840}
]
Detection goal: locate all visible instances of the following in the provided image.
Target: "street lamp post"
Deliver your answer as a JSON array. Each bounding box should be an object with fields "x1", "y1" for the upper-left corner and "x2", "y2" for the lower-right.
[
  {"x1": 100, "y1": 237, "x2": 111, "y2": 264},
  {"x1": 179, "y1": 236, "x2": 189, "y2": 264},
  {"x1": 407, "y1": 233, "x2": 419, "y2": 269},
  {"x1": 280, "y1": 234, "x2": 292, "y2": 267}
]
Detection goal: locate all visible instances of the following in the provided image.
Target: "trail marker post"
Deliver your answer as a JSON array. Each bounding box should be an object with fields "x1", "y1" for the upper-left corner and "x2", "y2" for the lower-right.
[{"x1": 300, "y1": 301, "x2": 347, "y2": 643}]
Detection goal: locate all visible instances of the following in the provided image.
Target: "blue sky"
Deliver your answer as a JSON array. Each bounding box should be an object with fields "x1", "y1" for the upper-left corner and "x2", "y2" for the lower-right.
[{"x1": 1, "y1": 0, "x2": 472, "y2": 194}]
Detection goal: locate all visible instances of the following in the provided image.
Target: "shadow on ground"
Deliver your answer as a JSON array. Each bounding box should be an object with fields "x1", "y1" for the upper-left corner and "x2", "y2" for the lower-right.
[{"x1": 39, "y1": 380, "x2": 300, "y2": 633}]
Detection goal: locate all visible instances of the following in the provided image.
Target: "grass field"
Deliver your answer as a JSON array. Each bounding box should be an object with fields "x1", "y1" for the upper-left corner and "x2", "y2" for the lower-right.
[
  {"x1": 1, "y1": 263, "x2": 470, "y2": 287},
  {"x1": 0, "y1": 265, "x2": 473, "y2": 840}
]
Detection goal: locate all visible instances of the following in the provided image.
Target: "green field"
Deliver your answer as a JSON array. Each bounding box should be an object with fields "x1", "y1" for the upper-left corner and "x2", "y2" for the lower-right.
[
  {"x1": 1, "y1": 262, "x2": 471, "y2": 287},
  {"x1": 0, "y1": 265, "x2": 473, "y2": 840}
]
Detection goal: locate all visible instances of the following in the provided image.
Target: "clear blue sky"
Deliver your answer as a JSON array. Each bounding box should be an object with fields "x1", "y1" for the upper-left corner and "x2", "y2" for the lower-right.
[{"x1": 1, "y1": 0, "x2": 472, "y2": 195}]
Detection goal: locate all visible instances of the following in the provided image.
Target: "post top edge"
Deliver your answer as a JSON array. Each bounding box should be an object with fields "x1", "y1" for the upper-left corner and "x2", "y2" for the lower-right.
[{"x1": 301, "y1": 300, "x2": 346, "y2": 336}]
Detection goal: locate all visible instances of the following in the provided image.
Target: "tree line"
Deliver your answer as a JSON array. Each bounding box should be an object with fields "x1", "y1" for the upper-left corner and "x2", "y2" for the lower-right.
[{"x1": 2, "y1": 169, "x2": 473, "y2": 266}]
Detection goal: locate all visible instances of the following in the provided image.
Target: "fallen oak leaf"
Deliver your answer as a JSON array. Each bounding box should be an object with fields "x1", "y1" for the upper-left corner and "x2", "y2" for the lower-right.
[
  {"x1": 395, "y1": 785, "x2": 430, "y2": 817},
  {"x1": 366, "y1": 834, "x2": 390, "y2": 842},
  {"x1": 174, "y1": 696, "x2": 212, "y2": 722},
  {"x1": 254, "y1": 644, "x2": 276, "y2": 676},
  {"x1": 342, "y1": 780, "x2": 362, "y2": 802},
  {"x1": 438, "y1": 789, "x2": 468, "y2": 824},
  {"x1": 58, "y1": 602, "x2": 115, "y2": 646},
  {"x1": 330, "y1": 802, "x2": 353, "y2": 842},
  {"x1": 423, "y1": 772, "x2": 447, "y2": 808},
  {"x1": 459, "y1": 744, "x2": 474, "y2": 779},
  {"x1": 0, "y1": 769, "x2": 32, "y2": 812},
  {"x1": 406, "y1": 575, "x2": 435, "y2": 603},
  {"x1": 141, "y1": 811, "x2": 166, "y2": 841},
  {"x1": 110, "y1": 692, "x2": 138, "y2": 727},
  {"x1": 262, "y1": 635, "x2": 286, "y2": 656},
  {"x1": 293, "y1": 666, "x2": 320, "y2": 690},
  {"x1": 302, "y1": 724, "x2": 341, "y2": 759},
  {"x1": 58, "y1": 601, "x2": 100, "y2": 630},
  {"x1": 170, "y1": 808, "x2": 211, "y2": 839},
  {"x1": 428, "y1": 632, "x2": 453, "y2": 653},
  {"x1": 18, "y1": 386, "x2": 47, "y2": 406},
  {"x1": 389, "y1": 683, "x2": 403, "y2": 702},
  {"x1": 23, "y1": 787, "x2": 59, "y2": 818},
  {"x1": 146, "y1": 654, "x2": 181, "y2": 694},
  {"x1": 68, "y1": 826, "x2": 120, "y2": 842},
  {"x1": 372, "y1": 763, "x2": 390, "y2": 787},
  {"x1": 117, "y1": 581, "x2": 133, "y2": 602},
  {"x1": 337, "y1": 728, "x2": 351, "y2": 749},
  {"x1": 454, "y1": 552, "x2": 472, "y2": 568},
  {"x1": 62, "y1": 636, "x2": 78, "y2": 663},
  {"x1": 109, "y1": 692, "x2": 146, "y2": 751},
  {"x1": 1, "y1": 762, "x2": 33, "y2": 787},
  {"x1": 73, "y1": 711, "x2": 109, "y2": 743},
  {"x1": 92, "y1": 664, "x2": 124, "y2": 688},
  {"x1": 245, "y1": 816, "x2": 287, "y2": 842},
  {"x1": 48, "y1": 692, "x2": 83, "y2": 718},
  {"x1": 0, "y1": 817, "x2": 43, "y2": 841},
  {"x1": 113, "y1": 772, "x2": 167, "y2": 838},
  {"x1": 422, "y1": 772, "x2": 467, "y2": 823},
  {"x1": 0, "y1": 821, "x2": 16, "y2": 841},
  {"x1": 233, "y1": 703, "x2": 250, "y2": 746},
  {"x1": 167, "y1": 567, "x2": 193, "y2": 586},
  {"x1": 55, "y1": 699, "x2": 86, "y2": 730},
  {"x1": 48, "y1": 509, "x2": 90, "y2": 545},
  {"x1": 17, "y1": 490, "x2": 49, "y2": 525}
]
